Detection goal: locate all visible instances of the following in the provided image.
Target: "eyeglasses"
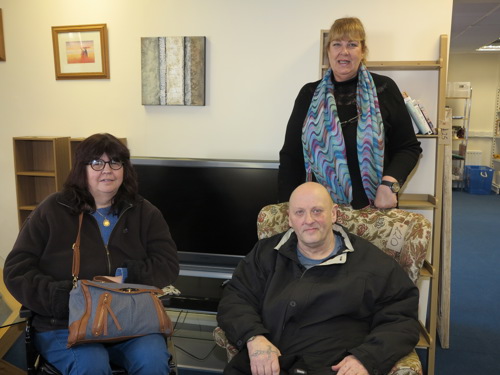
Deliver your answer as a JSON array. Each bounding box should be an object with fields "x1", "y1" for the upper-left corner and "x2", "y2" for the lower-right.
[{"x1": 87, "y1": 159, "x2": 123, "y2": 171}]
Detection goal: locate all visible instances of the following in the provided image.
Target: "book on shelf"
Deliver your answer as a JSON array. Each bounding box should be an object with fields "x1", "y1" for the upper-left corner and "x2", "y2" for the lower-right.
[
  {"x1": 402, "y1": 92, "x2": 433, "y2": 135},
  {"x1": 416, "y1": 100, "x2": 437, "y2": 134}
]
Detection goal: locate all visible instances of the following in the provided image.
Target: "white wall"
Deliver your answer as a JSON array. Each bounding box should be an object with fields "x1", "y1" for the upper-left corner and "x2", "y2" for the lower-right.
[
  {"x1": 448, "y1": 53, "x2": 500, "y2": 166},
  {"x1": 0, "y1": 0, "x2": 453, "y2": 261}
]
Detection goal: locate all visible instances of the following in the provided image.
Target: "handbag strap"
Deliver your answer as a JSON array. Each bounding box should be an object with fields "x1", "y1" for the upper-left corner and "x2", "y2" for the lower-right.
[{"x1": 72, "y1": 212, "x2": 84, "y2": 289}]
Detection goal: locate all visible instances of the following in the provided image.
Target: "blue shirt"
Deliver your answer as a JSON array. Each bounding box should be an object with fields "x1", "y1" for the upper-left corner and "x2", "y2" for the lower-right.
[
  {"x1": 91, "y1": 207, "x2": 119, "y2": 246},
  {"x1": 92, "y1": 208, "x2": 127, "y2": 281},
  {"x1": 297, "y1": 232, "x2": 344, "y2": 269}
]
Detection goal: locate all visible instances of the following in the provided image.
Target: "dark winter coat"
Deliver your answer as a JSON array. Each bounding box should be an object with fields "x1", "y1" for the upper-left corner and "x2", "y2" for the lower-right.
[
  {"x1": 217, "y1": 225, "x2": 419, "y2": 375},
  {"x1": 3, "y1": 191, "x2": 179, "y2": 331}
]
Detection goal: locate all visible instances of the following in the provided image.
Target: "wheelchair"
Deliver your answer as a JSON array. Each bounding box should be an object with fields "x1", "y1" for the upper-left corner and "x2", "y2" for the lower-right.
[{"x1": 21, "y1": 308, "x2": 177, "y2": 375}]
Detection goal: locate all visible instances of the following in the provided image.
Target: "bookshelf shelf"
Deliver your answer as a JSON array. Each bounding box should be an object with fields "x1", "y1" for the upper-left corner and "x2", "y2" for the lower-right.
[
  {"x1": 319, "y1": 60, "x2": 442, "y2": 76},
  {"x1": 421, "y1": 260, "x2": 434, "y2": 278},
  {"x1": 399, "y1": 193, "x2": 437, "y2": 209},
  {"x1": 417, "y1": 322, "x2": 432, "y2": 348},
  {"x1": 16, "y1": 171, "x2": 56, "y2": 177},
  {"x1": 367, "y1": 61, "x2": 441, "y2": 70}
]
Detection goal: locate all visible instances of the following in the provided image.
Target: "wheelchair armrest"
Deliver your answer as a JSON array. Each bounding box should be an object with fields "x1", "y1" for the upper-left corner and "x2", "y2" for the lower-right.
[{"x1": 20, "y1": 306, "x2": 34, "y2": 319}]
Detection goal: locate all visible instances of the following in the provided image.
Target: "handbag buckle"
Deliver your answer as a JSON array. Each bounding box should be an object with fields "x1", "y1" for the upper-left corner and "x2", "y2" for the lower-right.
[{"x1": 119, "y1": 287, "x2": 139, "y2": 293}]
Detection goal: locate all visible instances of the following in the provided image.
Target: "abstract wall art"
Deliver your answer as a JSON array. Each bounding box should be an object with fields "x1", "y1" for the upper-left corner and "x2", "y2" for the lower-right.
[{"x1": 141, "y1": 36, "x2": 206, "y2": 106}]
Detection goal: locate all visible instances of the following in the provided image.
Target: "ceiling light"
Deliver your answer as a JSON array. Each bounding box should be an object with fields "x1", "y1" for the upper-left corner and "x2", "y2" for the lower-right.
[{"x1": 476, "y1": 38, "x2": 500, "y2": 51}]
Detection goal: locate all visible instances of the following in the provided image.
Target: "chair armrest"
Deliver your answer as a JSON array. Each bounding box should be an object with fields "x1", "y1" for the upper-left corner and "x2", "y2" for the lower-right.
[
  {"x1": 213, "y1": 327, "x2": 239, "y2": 362},
  {"x1": 214, "y1": 326, "x2": 422, "y2": 375},
  {"x1": 19, "y1": 306, "x2": 33, "y2": 319},
  {"x1": 388, "y1": 350, "x2": 423, "y2": 375}
]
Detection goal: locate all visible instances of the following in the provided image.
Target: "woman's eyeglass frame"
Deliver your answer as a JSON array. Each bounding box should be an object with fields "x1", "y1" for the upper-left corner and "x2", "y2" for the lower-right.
[{"x1": 87, "y1": 159, "x2": 124, "y2": 171}]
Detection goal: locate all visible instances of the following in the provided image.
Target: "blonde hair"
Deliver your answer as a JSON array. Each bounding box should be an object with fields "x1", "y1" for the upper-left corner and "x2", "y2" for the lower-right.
[{"x1": 326, "y1": 17, "x2": 368, "y2": 63}]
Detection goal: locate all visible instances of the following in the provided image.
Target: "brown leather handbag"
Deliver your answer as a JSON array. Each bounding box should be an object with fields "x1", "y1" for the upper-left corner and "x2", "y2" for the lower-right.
[{"x1": 67, "y1": 213, "x2": 173, "y2": 347}]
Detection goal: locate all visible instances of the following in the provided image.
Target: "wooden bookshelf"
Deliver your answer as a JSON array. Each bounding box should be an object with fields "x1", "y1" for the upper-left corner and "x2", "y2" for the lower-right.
[{"x1": 13, "y1": 137, "x2": 70, "y2": 227}]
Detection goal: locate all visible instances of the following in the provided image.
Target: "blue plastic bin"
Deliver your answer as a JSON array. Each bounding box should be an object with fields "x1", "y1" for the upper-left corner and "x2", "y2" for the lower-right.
[{"x1": 464, "y1": 165, "x2": 494, "y2": 194}]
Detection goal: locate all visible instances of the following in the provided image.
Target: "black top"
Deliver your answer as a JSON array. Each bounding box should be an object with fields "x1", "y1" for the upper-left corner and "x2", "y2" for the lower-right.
[{"x1": 278, "y1": 73, "x2": 422, "y2": 208}]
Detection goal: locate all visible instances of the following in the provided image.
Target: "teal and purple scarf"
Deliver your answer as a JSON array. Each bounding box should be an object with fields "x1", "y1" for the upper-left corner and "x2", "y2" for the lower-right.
[{"x1": 302, "y1": 65, "x2": 384, "y2": 204}]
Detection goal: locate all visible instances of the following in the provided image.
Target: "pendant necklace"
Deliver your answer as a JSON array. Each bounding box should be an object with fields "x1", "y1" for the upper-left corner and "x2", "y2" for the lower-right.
[
  {"x1": 339, "y1": 113, "x2": 360, "y2": 127},
  {"x1": 95, "y1": 209, "x2": 111, "y2": 227}
]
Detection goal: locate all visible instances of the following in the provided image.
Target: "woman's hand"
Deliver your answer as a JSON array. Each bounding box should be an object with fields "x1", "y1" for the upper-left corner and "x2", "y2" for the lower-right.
[
  {"x1": 247, "y1": 335, "x2": 281, "y2": 375},
  {"x1": 92, "y1": 275, "x2": 123, "y2": 283},
  {"x1": 332, "y1": 355, "x2": 369, "y2": 375},
  {"x1": 374, "y1": 176, "x2": 398, "y2": 209}
]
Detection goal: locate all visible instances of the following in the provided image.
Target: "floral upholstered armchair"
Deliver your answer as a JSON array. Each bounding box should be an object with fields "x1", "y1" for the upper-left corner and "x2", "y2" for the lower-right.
[{"x1": 214, "y1": 203, "x2": 431, "y2": 375}]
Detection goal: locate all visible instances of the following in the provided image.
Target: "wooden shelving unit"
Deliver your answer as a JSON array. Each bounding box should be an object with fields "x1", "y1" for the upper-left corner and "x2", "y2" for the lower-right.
[
  {"x1": 13, "y1": 137, "x2": 71, "y2": 227},
  {"x1": 320, "y1": 32, "x2": 449, "y2": 375},
  {"x1": 446, "y1": 87, "x2": 472, "y2": 189}
]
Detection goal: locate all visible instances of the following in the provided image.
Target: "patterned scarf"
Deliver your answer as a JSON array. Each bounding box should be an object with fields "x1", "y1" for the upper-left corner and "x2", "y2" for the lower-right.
[{"x1": 302, "y1": 65, "x2": 384, "y2": 204}]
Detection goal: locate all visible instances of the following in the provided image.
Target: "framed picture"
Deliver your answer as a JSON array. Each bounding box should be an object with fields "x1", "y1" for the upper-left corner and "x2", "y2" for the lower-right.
[
  {"x1": 51, "y1": 24, "x2": 109, "y2": 79},
  {"x1": 0, "y1": 9, "x2": 6, "y2": 61}
]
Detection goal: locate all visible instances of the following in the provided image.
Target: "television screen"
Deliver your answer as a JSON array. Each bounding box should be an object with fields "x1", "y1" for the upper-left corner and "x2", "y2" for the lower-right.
[{"x1": 132, "y1": 157, "x2": 280, "y2": 275}]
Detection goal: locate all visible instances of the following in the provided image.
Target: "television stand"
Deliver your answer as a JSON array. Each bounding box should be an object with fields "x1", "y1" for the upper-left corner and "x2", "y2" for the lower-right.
[
  {"x1": 168, "y1": 308, "x2": 226, "y2": 374},
  {"x1": 179, "y1": 263, "x2": 234, "y2": 280},
  {"x1": 163, "y1": 257, "x2": 242, "y2": 372},
  {"x1": 163, "y1": 272, "x2": 231, "y2": 313},
  {"x1": 178, "y1": 252, "x2": 242, "y2": 280}
]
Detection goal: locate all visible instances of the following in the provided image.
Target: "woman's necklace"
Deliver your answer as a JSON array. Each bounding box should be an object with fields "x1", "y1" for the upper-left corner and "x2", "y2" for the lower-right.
[
  {"x1": 95, "y1": 209, "x2": 111, "y2": 227},
  {"x1": 339, "y1": 113, "x2": 360, "y2": 127}
]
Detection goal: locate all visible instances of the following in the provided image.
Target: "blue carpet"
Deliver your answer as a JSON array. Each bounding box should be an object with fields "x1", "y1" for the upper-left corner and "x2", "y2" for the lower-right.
[{"x1": 435, "y1": 191, "x2": 500, "y2": 374}]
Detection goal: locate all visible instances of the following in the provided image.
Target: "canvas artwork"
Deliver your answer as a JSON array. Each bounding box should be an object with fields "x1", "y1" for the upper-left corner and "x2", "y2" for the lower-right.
[{"x1": 141, "y1": 36, "x2": 206, "y2": 106}]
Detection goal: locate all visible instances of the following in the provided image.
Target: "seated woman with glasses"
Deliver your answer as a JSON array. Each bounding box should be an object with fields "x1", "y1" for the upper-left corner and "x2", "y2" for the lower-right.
[{"x1": 3, "y1": 133, "x2": 179, "y2": 375}]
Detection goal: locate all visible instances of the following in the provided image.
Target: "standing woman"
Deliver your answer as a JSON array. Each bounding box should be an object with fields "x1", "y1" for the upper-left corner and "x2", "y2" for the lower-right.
[
  {"x1": 278, "y1": 17, "x2": 422, "y2": 209},
  {"x1": 4, "y1": 133, "x2": 179, "y2": 375}
]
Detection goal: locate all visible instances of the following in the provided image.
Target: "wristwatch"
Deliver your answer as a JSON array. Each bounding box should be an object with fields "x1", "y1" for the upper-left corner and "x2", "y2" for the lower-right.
[{"x1": 380, "y1": 180, "x2": 401, "y2": 193}]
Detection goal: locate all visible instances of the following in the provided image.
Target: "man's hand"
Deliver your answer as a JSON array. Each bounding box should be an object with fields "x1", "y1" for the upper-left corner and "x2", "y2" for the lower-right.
[
  {"x1": 247, "y1": 335, "x2": 281, "y2": 375},
  {"x1": 332, "y1": 355, "x2": 369, "y2": 375}
]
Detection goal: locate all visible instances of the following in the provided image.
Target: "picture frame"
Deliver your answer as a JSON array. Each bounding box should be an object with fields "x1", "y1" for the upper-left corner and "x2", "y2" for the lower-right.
[
  {"x1": 51, "y1": 24, "x2": 109, "y2": 79},
  {"x1": 0, "y1": 9, "x2": 6, "y2": 61}
]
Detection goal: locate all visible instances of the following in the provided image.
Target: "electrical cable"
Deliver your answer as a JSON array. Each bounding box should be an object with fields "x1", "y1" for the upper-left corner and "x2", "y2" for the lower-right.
[
  {"x1": 174, "y1": 342, "x2": 217, "y2": 361},
  {"x1": 170, "y1": 309, "x2": 219, "y2": 362}
]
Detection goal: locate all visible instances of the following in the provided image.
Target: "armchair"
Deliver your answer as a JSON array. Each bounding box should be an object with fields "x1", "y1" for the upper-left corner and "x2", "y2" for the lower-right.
[{"x1": 214, "y1": 203, "x2": 431, "y2": 375}]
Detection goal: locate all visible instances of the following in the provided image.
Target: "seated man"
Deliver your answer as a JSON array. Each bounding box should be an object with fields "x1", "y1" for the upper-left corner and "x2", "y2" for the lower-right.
[{"x1": 216, "y1": 182, "x2": 419, "y2": 375}]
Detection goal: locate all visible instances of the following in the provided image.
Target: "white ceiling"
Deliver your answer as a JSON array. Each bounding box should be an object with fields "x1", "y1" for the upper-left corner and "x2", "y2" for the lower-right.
[{"x1": 451, "y1": 0, "x2": 500, "y2": 53}]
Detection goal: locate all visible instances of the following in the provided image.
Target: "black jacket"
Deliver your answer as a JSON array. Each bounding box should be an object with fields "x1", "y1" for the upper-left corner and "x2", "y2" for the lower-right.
[
  {"x1": 3, "y1": 192, "x2": 179, "y2": 331},
  {"x1": 217, "y1": 225, "x2": 419, "y2": 375},
  {"x1": 278, "y1": 73, "x2": 422, "y2": 208}
]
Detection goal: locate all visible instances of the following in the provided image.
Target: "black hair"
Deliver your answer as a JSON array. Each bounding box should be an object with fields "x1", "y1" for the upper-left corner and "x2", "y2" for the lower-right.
[{"x1": 62, "y1": 133, "x2": 138, "y2": 213}]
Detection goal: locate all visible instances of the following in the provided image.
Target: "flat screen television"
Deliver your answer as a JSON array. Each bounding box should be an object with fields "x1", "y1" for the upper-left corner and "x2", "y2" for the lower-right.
[{"x1": 132, "y1": 157, "x2": 280, "y2": 279}]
